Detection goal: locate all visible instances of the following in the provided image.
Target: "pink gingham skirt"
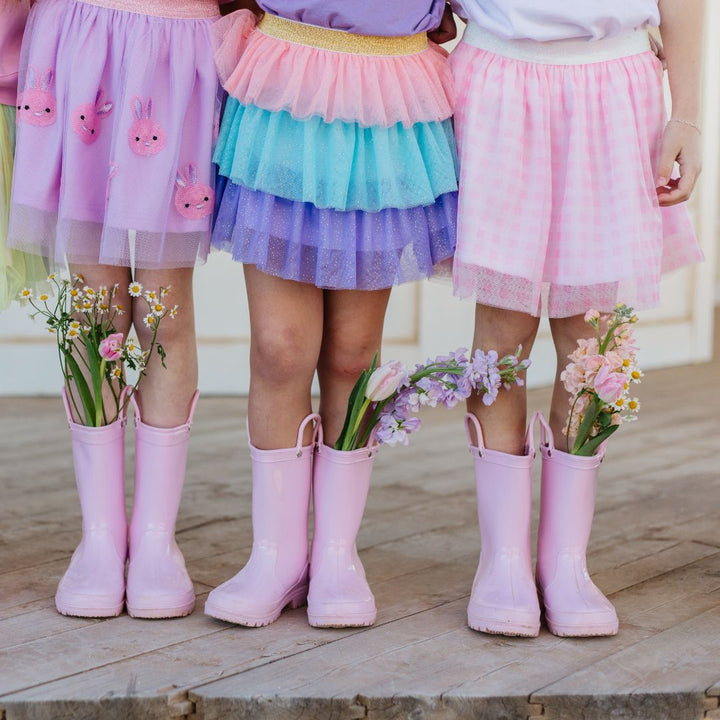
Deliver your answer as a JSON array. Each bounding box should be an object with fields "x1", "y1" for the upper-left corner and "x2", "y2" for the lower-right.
[{"x1": 450, "y1": 25, "x2": 703, "y2": 318}]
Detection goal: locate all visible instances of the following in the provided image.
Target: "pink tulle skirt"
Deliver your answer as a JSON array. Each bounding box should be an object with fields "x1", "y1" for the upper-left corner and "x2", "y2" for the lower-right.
[
  {"x1": 450, "y1": 25, "x2": 703, "y2": 317},
  {"x1": 8, "y1": 0, "x2": 221, "y2": 270}
]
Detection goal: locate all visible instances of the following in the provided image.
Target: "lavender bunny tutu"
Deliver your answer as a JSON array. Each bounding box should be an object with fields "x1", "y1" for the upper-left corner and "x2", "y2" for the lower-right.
[
  {"x1": 8, "y1": 0, "x2": 223, "y2": 270},
  {"x1": 211, "y1": 11, "x2": 459, "y2": 290}
]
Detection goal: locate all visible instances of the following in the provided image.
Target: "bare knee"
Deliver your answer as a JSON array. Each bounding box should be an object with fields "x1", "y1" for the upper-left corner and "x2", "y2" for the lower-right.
[
  {"x1": 251, "y1": 321, "x2": 318, "y2": 386},
  {"x1": 475, "y1": 304, "x2": 540, "y2": 355},
  {"x1": 319, "y1": 333, "x2": 382, "y2": 386}
]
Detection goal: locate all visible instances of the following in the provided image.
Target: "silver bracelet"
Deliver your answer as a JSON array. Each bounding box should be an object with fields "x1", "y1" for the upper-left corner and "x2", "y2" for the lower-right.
[{"x1": 668, "y1": 118, "x2": 702, "y2": 135}]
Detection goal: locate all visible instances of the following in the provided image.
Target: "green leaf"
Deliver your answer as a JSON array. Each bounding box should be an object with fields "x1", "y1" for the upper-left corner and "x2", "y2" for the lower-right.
[
  {"x1": 82, "y1": 332, "x2": 104, "y2": 426},
  {"x1": 575, "y1": 424, "x2": 620, "y2": 456},
  {"x1": 335, "y1": 369, "x2": 367, "y2": 450},
  {"x1": 64, "y1": 352, "x2": 96, "y2": 426},
  {"x1": 572, "y1": 398, "x2": 601, "y2": 454}
]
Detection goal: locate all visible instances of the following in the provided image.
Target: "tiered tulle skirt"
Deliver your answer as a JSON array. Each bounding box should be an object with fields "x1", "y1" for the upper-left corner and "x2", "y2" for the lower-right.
[
  {"x1": 211, "y1": 12, "x2": 459, "y2": 290},
  {"x1": 8, "y1": 0, "x2": 222, "y2": 270},
  {"x1": 450, "y1": 25, "x2": 703, "y2": 317}
]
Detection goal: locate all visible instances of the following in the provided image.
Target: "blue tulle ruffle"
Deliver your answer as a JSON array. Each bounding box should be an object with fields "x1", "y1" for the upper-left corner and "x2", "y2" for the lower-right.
[
  {"x1": 213, "y1": 97, "x2": 459, "y2": 213},
  {"x1": 211, "y1": 177, "x2": 457, "y2": 290}
]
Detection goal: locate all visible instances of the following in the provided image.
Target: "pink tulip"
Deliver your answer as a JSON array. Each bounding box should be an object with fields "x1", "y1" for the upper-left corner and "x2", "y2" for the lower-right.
[
  {"x1": 99, "y1": 332, "x2": 124, "y2": 361},
  {"x1": 365, "y1": 360, "x2": 407, "y2": 402},
  {"x1": 594, "y1": 364, "x2": 626, "y2": 404}
]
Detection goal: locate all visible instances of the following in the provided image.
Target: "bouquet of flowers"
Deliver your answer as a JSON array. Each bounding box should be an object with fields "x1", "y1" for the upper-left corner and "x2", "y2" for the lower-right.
[
  {"x1": 335, "y1": 347, "x2": 530, "y2": 451},
  {"x1": 20, "y1": 275, "x2": 177, "y2": 427},
  {"x1": 561, "y1": 304, "x2": 642, "y2": 456}
]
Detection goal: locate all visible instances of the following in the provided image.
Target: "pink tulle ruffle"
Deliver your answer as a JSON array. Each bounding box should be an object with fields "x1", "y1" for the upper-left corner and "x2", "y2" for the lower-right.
[{"x1": 213, "y1": 10, "x2": 454, "y2": 128}]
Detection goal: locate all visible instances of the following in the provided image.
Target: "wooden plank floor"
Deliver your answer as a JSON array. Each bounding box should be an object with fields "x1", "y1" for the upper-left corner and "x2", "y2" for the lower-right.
[{"x1": 1, "y1": 326, "x2": 719, "y2": 720}]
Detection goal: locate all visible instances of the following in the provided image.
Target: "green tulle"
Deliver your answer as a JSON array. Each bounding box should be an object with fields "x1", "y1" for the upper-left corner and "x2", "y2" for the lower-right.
[{"x1": 0, "y1": 103, "x2": 48, "y2": 311}]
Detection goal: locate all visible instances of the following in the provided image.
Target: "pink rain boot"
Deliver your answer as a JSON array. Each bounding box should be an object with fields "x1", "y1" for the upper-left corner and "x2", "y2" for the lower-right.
[
  {"x1": 465, "y1": 412, "x2": 541, "y2": 637},
  {"x1": 204, "y1": 413, "x2": 321, "y2": 627},
  {"x1": 125, "y1": 392, "x2": 199, "y2": 619},
  {"x1": 307, "y1": 428, "x2": 377, "y2": 628},
  {"x1": 55, "y1": 388, "x2": 128, "y2": 618},
  {"x1": 536, "y1": 413, "x2": 618, "y2": 637}
]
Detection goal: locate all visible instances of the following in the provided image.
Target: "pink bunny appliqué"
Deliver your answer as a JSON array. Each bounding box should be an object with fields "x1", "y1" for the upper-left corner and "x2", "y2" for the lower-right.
[
  {"x1": 71, "y1": 89, "x2": 114, "y2": 144},
  {"x1": 16, "y1": 67, "x2": 56, "y2": 127},
  {"x1": 174, "y1": 164, "x2": 214, "y2": 220},
  {"x1": 127, "y1": 96, "x2": 166, "y2": 157}
]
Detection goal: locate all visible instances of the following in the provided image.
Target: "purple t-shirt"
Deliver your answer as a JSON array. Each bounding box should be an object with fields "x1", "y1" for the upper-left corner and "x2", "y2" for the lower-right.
[{"x1": 258, "y1": 0, "x2": 446, "y2": 36}]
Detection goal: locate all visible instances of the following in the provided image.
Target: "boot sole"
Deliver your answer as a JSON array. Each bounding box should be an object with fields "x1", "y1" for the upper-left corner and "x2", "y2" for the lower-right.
[
  {"x1": 467, "y1": 604, "x2": 540, "y2": 638},
  {"x1": 545, "y1": 619, "x2": 619, "y2": 637},
  {"x1": 204, "y1": 587, "x2": 307, "y2": 628},
  {"x1": 127, "y1": 600, "x2": 196, "y2": 619},
  {"x1": 468, "y1": 619, "x2": 539, "y2": 638},
  {"x1": 307, "y1": 611, "x2": 376, "y2": 628},
  {"x1": 56, "y1": 602, "x2": 124, "y2": 618}
]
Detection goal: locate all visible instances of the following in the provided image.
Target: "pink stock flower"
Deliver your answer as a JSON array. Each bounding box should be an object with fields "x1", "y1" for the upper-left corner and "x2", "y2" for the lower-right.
[
  {"x1": 365, "y1": 360, "x2": 408, "y2": 402},
  {"x1": 594, "y1": 364, "x2": 627, "y2": 404},
  {"x1": 98, "y1": 332, "x2": 124, "y2": 361},
  {"x1": 584, "y1": 309, "x2": 600, "y2": 323}
]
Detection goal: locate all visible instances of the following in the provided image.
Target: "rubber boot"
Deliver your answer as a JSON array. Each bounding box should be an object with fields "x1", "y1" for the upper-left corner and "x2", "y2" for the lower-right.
[
  {"x1": 465, "y1": 412, "x2": 541, "y2": 637},
  {"x1": 55, "y1": 388, "x2": 128, "y2": 618},
  {"x1": 204, "y1": 413, "x2": 320, "y2": 627},
  {"x1": 536, "y1": 413, "x2": 619, "y2": 637},
  {"x1": 307, "y1": 427, "x2": 377, "y2": 628},
  {"x1": 125, "y1": 391, "x2": 199, "y2": 619}
]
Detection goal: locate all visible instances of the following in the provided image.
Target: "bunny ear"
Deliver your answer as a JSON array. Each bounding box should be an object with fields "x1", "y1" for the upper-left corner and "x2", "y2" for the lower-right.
[
  {"x1": 131, "y1": 96, "x2": 143, "y2": 120},
  {"x1": 145, "y1": 98, "x2": 153, "y2": 119},
  {"x1": 188, "y1": 164, "x2": 198, "y2": 185},
  {"x1": 41, "y1": 69, "x2": 54, "y2": 91},
  {"x1": 175, "y1": 171, "x2": 187, "y2": 189},
  {"x1": 97, "y1": 101, "x2": 114, "y2": 117},
  {"x1": 95, "y1": 88, "x2": 103, "y2": 104},
  {"x1": 27, "y1": 66, "x2": 37, "y2": 89}
]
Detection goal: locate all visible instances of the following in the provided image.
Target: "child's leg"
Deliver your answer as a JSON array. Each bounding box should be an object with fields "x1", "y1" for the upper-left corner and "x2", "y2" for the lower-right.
[
  {"x1": 205, "y1": 266, "x2": 325, "y2": 627},
  {"x1": 307, "y1": 288, "x2": 390, "y2": 628},
  {"x1": 536, "y1": 313, "x2": 619, "y2": 637},
  {"x1": 56, "y1": 263, "x2": 132, "y2": 618},
  {"x1": 548, "y1": 313, "x2": 595, "y2": 447},
  {"x1": 466, "y1": 304, "x2": 539, "y2": 454},
  {"x1": 243, "y1": 264, "x2": 324, "y2": 449},
  {"x1": 465, "y1": 304, "x2": 541, "y2": 637},
  {"x1": 316, "y1": 288, "x2": 391, "y2": 446},
  {"x1": 132, "y1": 267, "x2": 198, "y2": 427},
  {"x1": 126, "y1": 266, "x2": 200, "y2": 618}
]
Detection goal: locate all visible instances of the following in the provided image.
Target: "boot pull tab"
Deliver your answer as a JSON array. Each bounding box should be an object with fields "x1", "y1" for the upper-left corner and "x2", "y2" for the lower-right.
[
  {"x1": 535, "y1": 412, "x2": 555, "y2": 456},
  {"x1": 296, "y1": 412, "x2": 322, "y2": 457},
  {"x1": 464, "y1": 412, "x2": 485, "y2": 457},
  {"x1": 524, "y1": 411, "x2": 542, "y2": 459},
  {"x1": 130, "y1": 388, "x2": 198, "y2": 432}
]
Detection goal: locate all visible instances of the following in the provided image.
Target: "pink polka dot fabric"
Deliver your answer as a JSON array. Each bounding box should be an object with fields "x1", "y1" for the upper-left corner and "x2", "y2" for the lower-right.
[{"x1": 450, "y1": 35, "x2": 703, "y2": 318}]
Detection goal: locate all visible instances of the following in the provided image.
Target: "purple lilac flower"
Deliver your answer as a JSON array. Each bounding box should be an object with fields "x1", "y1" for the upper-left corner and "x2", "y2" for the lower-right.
[
  {"x1": 464, "y1": 349, "x2": 503, "y2": 406},
  {"x1": 375, "y1": 412, "x2": 422, "y2": 446}
]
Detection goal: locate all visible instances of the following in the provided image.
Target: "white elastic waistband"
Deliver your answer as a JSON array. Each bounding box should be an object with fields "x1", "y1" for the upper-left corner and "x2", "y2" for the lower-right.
[{"x1": 462, "y1": 24, "x2": 651, "y2": 65}]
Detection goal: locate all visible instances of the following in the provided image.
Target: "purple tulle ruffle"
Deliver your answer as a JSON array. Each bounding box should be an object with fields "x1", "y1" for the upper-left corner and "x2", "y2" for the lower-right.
[{"x1": 212, "y1": 178, "x2": 457, "y2": 290}]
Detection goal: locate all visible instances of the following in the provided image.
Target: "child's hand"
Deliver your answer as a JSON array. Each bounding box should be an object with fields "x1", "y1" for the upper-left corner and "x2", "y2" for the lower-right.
[
  {"x1": 655, "y1": 120, "x2": 702, "y2": 206},
  {"x1": 428, "y1": 4, "x2": 457, "y2": 44},
  {"x1": 649, "y1": 34, "x2": 667, "y2": 70}
]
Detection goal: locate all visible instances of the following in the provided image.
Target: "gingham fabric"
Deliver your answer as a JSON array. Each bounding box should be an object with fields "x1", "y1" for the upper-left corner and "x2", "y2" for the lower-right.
[{"x1": 450, "y1": 37, "x2": 702, "y2": 318}]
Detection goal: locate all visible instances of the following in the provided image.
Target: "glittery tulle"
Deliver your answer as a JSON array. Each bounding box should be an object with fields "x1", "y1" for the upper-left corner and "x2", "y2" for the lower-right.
[
  {"x1": 212, "y1": 177, "x2": 457, "y2": 290},
  {"x1": 213, "y1": 10, "x2": 454, "y2": 128},
  {"x1": 214, "y1": 98, "x2": 459, "y2": 212}
]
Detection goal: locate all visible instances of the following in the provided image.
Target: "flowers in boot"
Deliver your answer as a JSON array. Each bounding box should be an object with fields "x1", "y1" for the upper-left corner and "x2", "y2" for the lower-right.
[
  {"x1": 562, "y1": 304, "x2": 642, "y2": 456},
  {"x1": 19, "y1": 275, "x2": 177, "y2": 427},
  {"x1": 336, "y1": 347, "x2": 530, "y2": 451}
]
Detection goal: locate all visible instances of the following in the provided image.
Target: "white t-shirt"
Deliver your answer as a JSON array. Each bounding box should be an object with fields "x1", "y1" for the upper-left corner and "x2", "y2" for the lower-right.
[{"x1": 451, "y1": 0, "x2": 660, "y2": 41}]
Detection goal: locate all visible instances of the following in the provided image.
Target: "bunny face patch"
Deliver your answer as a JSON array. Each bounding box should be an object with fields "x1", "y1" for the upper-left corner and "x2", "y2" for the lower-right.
[
  {"x1": 128, "y1": 96, "x2": 166, "y2": 156},
  {"x1": 72, "y1": 89, "x2": 114, "y2": 144},
  {"x1": 17, "y1": 67, "x2": 56, "y2": 127},
  {"x1": 174, "y1": 164, "x2": 214, "y2": 219}
]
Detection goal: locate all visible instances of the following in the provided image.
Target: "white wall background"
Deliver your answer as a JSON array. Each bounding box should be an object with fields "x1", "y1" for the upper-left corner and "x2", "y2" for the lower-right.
[{"x1": 1, "y1": 7, "x2": 718, "y2": 395}]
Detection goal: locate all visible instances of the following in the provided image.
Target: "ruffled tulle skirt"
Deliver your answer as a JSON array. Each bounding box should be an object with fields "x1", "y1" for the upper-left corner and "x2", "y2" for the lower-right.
[
  {"x1": 8, "y1": 0, "x2": 222, "y2": 270},
  {"x1": 211, "y1": 11, "x2": 458, "y2": 290},
  {"x1": 450, "y1": 25, "x2": 703, "y2": 317},
  {"x1": 0, "y1": 104, "x2": 47, "y2": 310}
]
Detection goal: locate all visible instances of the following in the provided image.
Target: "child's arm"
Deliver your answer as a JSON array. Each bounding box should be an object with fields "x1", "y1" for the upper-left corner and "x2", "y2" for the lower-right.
[
  {"x1": 221, "y1": 0, "x2": 262, "y2": 17},
  {"x1": 656, "y1": 0, "x2": 704, "y2": 206},
  {"x1": 428, "y1": 3, "x2": 458, "y2": 44}
]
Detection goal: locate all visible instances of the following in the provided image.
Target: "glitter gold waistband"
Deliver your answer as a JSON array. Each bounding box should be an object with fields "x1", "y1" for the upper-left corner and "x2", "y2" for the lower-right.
[
  {"x1": 258, "y1": 13, "x2": 428, "y2": 55},
  {"x1": 78, "y1": 0, "x2": 221, "y2": 20}
]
